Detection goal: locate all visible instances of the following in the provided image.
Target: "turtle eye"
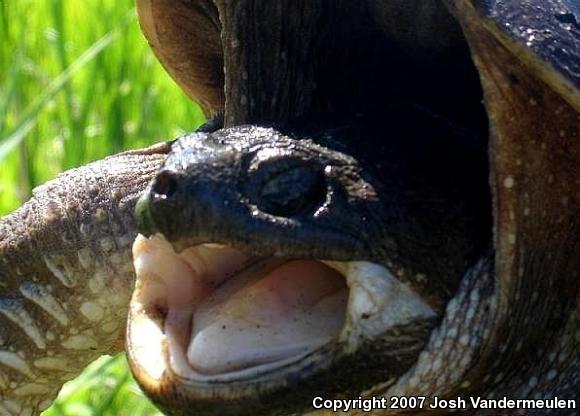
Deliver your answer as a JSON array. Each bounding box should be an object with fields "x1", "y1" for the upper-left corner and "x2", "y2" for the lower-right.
[{"x1": 249, "y1": 158, "x2": 327, "y2": 218}]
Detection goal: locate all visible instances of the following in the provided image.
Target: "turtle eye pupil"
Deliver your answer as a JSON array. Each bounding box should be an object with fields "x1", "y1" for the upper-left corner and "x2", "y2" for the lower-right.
[{"x1": 258, "y1": 167, "x2": 326, "y2": 217}]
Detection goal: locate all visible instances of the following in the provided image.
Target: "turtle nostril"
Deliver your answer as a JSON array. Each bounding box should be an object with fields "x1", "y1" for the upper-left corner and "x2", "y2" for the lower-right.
[
  {"x1": 152, "y1": 171, "x2": 178, "y2": 199},
  {"x1": 258, "y1": 167, "x2": 326, "y2": 217}
]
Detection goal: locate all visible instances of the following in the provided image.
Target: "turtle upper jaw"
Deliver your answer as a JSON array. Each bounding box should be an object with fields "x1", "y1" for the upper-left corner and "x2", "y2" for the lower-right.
[{"x1": 127, "y1": 233, "x2": 436, "y2": 405}]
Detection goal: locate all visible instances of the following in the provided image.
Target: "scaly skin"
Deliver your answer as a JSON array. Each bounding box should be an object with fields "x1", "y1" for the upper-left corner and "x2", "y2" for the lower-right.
[{"x1": 0, "y1": 144, "x2": 167, "y2": 415}]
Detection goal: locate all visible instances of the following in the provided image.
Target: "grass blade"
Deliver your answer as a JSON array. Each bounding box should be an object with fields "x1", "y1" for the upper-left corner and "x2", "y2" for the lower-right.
[{"x1": 0, "y1": 31, "x2": 115, "y2": 162}]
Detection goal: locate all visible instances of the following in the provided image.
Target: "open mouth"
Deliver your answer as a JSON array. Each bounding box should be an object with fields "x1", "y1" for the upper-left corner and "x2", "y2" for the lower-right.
[
  {"x1": 128, "y1": 234, "x2": 436, "y2": 393},
  {"x1": 131, "y1": 234, "x2": 348, "y2": 378}
]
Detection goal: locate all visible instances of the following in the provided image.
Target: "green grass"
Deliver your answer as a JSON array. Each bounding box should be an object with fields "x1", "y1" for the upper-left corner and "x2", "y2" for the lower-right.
[
  {"x1": 0, "y1": 0, "x2": 206, "y2": 414},
  {"x1": 41, "y1": 355, "x2": 162, "y2": 416}
]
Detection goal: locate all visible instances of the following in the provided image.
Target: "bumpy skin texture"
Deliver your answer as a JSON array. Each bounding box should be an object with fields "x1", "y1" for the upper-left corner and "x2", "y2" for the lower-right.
[{"x1": 0, "y1": 145, "x2": 167, "y2": 414}]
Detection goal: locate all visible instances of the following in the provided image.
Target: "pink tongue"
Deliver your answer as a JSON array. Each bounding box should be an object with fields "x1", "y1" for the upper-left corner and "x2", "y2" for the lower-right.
[{"x1": 187, "y1": 260, "x2": 348, "y2": 374}]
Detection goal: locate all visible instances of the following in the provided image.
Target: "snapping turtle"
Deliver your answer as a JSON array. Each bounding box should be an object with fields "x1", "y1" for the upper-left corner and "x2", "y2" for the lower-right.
[{"x1": 0, "y1": 0, "x2": 578, "y2": 415}]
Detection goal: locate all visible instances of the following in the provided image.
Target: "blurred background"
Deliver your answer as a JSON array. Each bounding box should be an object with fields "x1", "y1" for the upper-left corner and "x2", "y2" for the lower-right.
[{"x1": 0, "y1": 0, "x2": 206, "y2": 414}]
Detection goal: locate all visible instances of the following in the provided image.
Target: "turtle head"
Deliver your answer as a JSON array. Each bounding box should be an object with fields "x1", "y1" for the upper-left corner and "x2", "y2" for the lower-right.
[
  {"x1": 136, "y1": 127, "x2": 374, "y2": 261},
  {"x1": 129, "y1": 113, "x2": 491, "y2": 414}
]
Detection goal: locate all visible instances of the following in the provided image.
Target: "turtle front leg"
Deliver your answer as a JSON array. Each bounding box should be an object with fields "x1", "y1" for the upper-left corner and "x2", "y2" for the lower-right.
[{"x1": 0, "y1": 143, "x2": 168, "y2": 415}]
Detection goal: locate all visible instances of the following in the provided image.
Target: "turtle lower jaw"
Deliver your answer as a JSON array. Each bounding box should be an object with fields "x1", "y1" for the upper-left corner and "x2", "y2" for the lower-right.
[{"x1": 127, "y1": 234, "x2": 436, "y2": 401}]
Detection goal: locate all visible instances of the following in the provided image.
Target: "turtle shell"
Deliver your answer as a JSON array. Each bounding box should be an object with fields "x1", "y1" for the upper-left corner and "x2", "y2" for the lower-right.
[
  {"x1": 447, "y1": 0, "x2": 580, "y2": 397},
  {"x1": 462, "y1": 0, "x2": 580, "y2": 109}
]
